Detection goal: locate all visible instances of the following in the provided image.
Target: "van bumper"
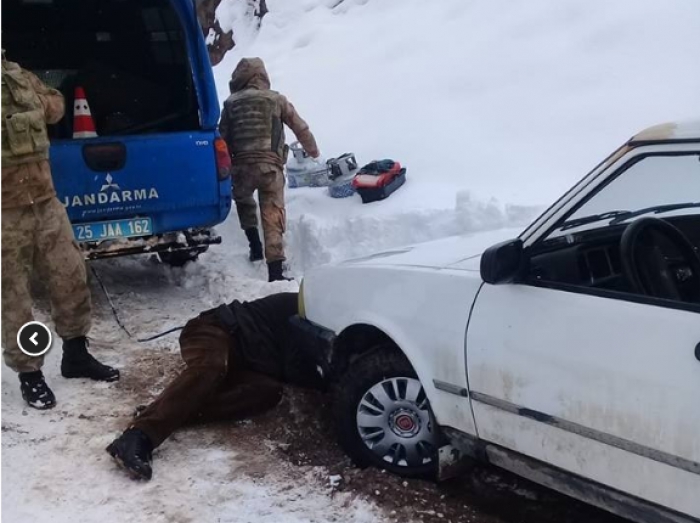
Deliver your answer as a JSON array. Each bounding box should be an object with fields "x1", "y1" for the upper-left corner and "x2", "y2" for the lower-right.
[{"x1": 80, "y1": 227, "x2": 221, "y2": 260}]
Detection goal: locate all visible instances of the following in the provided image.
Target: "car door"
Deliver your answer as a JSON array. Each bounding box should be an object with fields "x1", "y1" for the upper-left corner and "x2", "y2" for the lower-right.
[{"x1": 466, "y1": 148, "x2": 700, "y2": 517}]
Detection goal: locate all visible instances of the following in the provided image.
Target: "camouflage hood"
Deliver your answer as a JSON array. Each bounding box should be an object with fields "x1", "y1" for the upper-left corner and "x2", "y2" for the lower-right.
[{"x1": 229, "y1": 58, "x2": 271, "y2": 93}]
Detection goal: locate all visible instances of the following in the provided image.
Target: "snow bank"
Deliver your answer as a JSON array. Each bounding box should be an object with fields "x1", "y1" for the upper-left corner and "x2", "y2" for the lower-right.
[
  {"x1": 285, "y1": 187, "x2": 539, "y2": 272},
  {"x1": 214, "y1": 0, "x2": 700, "y2": 272}
]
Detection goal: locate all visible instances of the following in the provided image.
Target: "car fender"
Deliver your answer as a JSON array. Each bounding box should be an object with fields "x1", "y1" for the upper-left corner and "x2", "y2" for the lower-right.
[
  {"x1": 303, "y1": 263, "x2": 483, "y2": 435},
  {"x1": 334, "y1": 312, "x2": 437, "y2": 401}
]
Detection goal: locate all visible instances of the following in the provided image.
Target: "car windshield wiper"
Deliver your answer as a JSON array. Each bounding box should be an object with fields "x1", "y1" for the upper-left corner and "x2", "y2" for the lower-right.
[
  {"x1": 560, "y1": 202, "x2": 700, "y2": 231},
  {"x1": 560, "y1": 210, "x2": 630, "y2": 231},
  {"x1": 608, "y1": 202, "x2": 700, "y2": 225}
]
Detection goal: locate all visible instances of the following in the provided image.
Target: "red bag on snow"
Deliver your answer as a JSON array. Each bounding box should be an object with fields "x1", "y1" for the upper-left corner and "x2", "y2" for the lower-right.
[{"x1": 352, "y1": 160, "x2": 407, "y2": 203}]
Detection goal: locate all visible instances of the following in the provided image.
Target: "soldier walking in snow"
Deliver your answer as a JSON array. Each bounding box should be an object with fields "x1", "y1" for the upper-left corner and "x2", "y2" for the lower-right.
[
  {"x1": 106, "y1": 291, "x2": 323, "y2": 480},
  {"x1": 1, "y1": 52, "x2": 119, "y2": 410},
  {"x1": 219, "y1": 57, "x2": 320, "y2": 282}
]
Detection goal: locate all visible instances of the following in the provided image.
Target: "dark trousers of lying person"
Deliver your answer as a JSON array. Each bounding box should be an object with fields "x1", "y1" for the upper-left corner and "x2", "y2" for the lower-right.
[{"x1": 107, "y1": 292, "x2": 322, "y2": 480}]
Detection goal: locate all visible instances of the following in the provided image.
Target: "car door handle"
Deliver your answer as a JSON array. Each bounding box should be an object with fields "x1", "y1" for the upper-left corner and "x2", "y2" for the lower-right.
[{"x1": 696, "y1": 343, "x2": 700, "y2": 362}]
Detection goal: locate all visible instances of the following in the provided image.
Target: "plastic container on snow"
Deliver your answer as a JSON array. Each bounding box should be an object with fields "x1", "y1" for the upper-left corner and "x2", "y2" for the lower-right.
[
  {"x1": 289, "y1": 141, "x2": 310, "y2": 162},
  {"x1": 286, "y1": 161, "x2": 331, "y2": 188},
  {"x1": 327, "y1": 153, "x2": 358, "y2": 180},
  {"x1": 327, "y1": 153, "x2": 359, "y2": 198},
  {"x1": 286, "y1": 141, "x2": 331, "y2": 188},
  {"x1": 328, "y1": 173, "x2": 357, "y2": 198}
]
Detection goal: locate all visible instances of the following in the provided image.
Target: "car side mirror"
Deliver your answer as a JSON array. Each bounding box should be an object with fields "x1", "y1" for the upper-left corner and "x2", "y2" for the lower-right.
[{"x1": 480, "y1": 238, "x2": 525, "y2": 284}]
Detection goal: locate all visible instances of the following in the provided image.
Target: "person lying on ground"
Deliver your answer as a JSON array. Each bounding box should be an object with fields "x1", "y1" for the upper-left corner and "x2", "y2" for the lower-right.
[{"x1": 106, "y1": 291, "x2": 323, "y2": 480}]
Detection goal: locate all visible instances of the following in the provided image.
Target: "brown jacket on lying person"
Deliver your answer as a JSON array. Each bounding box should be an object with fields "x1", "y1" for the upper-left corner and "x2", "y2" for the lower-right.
[{"x1": 106, "y1": 291, "x2": 322, "y2": 480}]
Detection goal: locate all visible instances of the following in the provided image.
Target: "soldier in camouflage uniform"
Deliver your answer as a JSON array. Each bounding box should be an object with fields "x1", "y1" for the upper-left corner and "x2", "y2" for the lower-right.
[
  {"x1": 1, "y1": 53, "x2": 119, "y2": 410},
  {"x1": 219, "y1": 57, "x2": 320, "y2": 282}
]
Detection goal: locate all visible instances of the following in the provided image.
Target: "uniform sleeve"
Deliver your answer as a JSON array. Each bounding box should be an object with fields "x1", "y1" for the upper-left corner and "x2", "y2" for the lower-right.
[
  {"x1": 26, "y1": 71, "x2": 65, "y2": 125},
  {"x1": 218, "y1": 102, "x2": 231, "y2": 144},
  {"x1": 279, "y1": 95, "x2": 319, "y2": 158}
]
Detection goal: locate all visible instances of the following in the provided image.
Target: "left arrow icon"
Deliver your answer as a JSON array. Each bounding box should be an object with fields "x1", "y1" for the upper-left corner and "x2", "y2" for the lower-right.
[{"x1": 17, "y1": 322, "x2": 52, "y2": 357}]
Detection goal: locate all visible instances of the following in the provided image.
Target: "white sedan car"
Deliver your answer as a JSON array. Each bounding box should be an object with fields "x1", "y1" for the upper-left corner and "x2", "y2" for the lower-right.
[{"x1": 293, "y1": 121, "x2": 700, "y2": 523}]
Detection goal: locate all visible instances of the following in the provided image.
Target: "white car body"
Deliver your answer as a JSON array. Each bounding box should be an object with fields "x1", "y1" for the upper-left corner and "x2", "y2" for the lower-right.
[{"x1": 299, "y1": 121, "x2": 700, "y2": 522}]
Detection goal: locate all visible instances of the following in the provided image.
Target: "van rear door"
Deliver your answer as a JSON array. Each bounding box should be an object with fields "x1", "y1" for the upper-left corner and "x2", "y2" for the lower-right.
[{"x1": 2, "y1": 0, "x2": 231, "y2": 246}]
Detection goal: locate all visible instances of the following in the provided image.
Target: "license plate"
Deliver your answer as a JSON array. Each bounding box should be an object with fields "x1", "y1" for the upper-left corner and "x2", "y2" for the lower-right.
[{"x1": 73, "y1": 218, "x2": 152, "y2": 242}]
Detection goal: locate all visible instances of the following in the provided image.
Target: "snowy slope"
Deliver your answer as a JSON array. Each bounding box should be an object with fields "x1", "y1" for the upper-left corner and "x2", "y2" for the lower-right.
[{"x1": 215, "y1": 0, "x2": 700, "y2": 271}]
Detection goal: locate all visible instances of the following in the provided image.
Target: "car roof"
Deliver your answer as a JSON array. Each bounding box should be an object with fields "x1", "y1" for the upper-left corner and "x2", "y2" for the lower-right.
[{"x1": 629, "y1": 119, "x2": 700, "y2": 144}]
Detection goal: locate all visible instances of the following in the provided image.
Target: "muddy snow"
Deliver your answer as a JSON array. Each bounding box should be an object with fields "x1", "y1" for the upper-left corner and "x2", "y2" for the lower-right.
[{"x1": 1, "y1": 216, "x2": 379, "y2": 523}]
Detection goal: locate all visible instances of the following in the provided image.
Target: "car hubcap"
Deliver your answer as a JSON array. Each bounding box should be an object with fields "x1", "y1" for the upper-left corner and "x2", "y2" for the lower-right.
[{"x1": 356, "y1": 376, "x2": 437, "y2": 468}]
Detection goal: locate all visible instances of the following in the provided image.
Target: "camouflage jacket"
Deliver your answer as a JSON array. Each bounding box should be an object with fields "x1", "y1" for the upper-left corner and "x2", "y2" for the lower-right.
[
  {"x1": 2, "y1": 59, "x2": 65, "y2": 208},
  {"x1": 219, "y1": 58, "x2": 319, "y2": 167}
]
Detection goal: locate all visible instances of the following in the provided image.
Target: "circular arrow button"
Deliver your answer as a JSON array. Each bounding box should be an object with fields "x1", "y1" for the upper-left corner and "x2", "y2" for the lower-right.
[{"x1": 17, "y1": 321, "x2": 52, "y2": 358}]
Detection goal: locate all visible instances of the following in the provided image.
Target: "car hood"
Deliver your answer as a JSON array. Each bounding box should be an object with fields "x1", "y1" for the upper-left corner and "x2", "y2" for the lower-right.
[{"x1": 341, "y1": 228, "x2": 522, "y2": 270}]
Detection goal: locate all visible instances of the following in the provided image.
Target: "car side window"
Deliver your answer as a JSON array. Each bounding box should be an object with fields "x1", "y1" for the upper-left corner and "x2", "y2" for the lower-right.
[{"x1": 528, "y1": 153, "x2": 700, "y2": 304}]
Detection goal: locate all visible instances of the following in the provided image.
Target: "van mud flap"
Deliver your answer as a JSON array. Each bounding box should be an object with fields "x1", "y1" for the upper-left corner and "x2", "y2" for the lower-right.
[{"x1": 80, "y1": 228, "x2": 221, "y2": 260}]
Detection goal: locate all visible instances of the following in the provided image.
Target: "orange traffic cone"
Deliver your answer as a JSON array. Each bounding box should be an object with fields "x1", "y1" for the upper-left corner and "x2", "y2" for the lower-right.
[{"x1": 73, "y1": 87, "x2": 97, "y2": 139}]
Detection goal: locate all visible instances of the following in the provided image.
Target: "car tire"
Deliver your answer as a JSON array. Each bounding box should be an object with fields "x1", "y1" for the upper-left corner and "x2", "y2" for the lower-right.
[{"x1": 334, "y1": 347, "x2": 439, "y2": 478}]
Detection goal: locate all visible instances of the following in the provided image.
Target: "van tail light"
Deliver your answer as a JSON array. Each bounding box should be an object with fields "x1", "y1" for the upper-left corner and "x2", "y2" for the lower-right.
[{"x1": 214, "y1": 138, "x2": 231, "y2": 180}]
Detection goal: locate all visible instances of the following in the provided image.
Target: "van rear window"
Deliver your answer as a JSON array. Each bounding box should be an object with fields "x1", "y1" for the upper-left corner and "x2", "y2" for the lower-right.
[{"x1": 2, "y1": 0, "x2": 201, "y2": 137}]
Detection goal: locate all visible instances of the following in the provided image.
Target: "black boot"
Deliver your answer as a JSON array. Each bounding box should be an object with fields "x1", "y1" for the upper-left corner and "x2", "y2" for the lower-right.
[
  {"x1": 19, "y1": 371, "x2": 56, "y2": 410},
  {"x1": 106, "y1": 427, "x2": 154, "y2": 480},
  {"x1": 245, "y1": 228, "x2": 264, "y2": 262},
  {"x1": 268, "y1": 260, "x2": 292, "y2": 282},
  {"x1": 61, "y1": 337, "x2": 120, "y2": 382}
]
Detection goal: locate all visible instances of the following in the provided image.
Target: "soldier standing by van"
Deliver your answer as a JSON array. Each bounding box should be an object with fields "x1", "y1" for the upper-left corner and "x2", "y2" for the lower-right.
[
  {"x1": 1, "y1": 53, "x2": 119, "y2": 410},
  {"x1": 219, "y1": 57, "x2": 320, "y2": 282}
]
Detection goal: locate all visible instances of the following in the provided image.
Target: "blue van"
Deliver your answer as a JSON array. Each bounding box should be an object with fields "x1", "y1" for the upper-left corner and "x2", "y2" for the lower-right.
[{"x1": 3, "y1": 0, "x2": 231, "y2": 265}]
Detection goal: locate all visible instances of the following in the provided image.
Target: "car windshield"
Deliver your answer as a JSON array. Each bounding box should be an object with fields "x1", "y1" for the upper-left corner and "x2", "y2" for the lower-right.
[{"x1": 548, "y1": 153, "x2": 700, "y2": 238}]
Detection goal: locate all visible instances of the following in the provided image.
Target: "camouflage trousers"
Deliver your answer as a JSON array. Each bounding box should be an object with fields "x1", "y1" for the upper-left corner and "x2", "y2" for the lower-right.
[
  {"x1": 232, "y1": 163, "x2": 286, "y2": 262},
  {"x1": 1, "y1": 197, "x2": 92, "y2": 373}
]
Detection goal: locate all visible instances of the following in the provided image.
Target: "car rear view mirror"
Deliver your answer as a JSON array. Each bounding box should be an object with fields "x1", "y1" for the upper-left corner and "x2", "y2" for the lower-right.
[{"x1": 480, "y1": 238, "x2": 525, "y2": 284}]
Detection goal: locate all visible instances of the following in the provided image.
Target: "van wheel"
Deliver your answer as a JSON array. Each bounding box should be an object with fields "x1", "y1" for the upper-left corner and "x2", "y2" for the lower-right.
[
  {"x1": 334, "y1": 348, "x2": 439, "y2": 478},
  {"x1": 158, "y1": 248, "x2": 206, "y2": 267}
]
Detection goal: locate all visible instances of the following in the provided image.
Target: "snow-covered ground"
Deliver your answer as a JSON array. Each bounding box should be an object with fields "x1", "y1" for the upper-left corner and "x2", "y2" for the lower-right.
[
  {"x1": 3, "y1": 0, "x2": 700, "y2": 521},
  {"x1": 2, "y1": 218, "x2": 386, "y2": 523}
]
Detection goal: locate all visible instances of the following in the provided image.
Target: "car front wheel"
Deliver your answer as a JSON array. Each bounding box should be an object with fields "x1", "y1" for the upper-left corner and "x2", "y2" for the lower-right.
[{"x1": 334, "y1": 348, "x2": 439, "y2": 477}]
